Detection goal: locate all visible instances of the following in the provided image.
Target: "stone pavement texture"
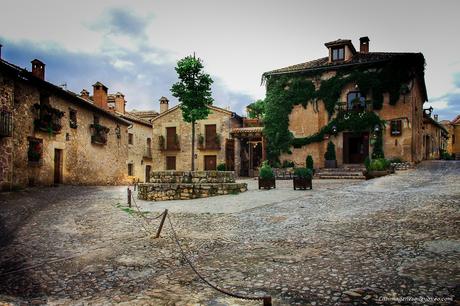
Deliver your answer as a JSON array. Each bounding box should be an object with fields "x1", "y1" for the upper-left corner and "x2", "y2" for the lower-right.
[{"x1": 0, "y1": 161, "x2": 459, "y2": 305}]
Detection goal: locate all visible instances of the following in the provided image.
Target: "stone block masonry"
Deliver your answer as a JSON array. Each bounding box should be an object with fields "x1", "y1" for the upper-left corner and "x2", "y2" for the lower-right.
[{"x1": 138, "y1": 171, "x2": 247, "y2": 201}]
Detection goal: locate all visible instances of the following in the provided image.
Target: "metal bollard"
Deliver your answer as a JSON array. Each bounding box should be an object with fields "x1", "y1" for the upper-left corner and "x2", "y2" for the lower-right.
[{"x1": 127, "y1": 188, "x2": 132, "y2": 208}]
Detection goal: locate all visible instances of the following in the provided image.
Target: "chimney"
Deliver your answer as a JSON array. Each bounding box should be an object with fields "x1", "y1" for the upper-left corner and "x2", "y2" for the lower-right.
[
  {"x1": 80, "y1": 89, "x2": 90, "y2": 100},
  {"x1": 31, "y1": 59, "x2": 45, "y2": 80},
  {"x1": 434, "y1": 114, "x2": 438, "y2": 121},
  {"x1": 114, "y1": 92, "x2": 126, "y2": 114},
  {"x1": 159, "y1": 96, "x2": 169, "y2": 113},
  {"x1": 359, "y1": 36, "x2": 370, "y2": 53},
  {"x1": 0, "y1": 44, "x2": 3, "y2": 60},
  {"x1": 92, "y1": 81, "x2": 108, "y2": 109}
]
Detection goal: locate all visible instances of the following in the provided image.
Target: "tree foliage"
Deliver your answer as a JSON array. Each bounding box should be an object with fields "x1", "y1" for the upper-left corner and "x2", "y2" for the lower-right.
[
  {"x1": 171, "y1": 55, "x2": 214, "y2": 122},
  {"x1": 247, "y1": 99, "x2": 266, "y2": 119}
]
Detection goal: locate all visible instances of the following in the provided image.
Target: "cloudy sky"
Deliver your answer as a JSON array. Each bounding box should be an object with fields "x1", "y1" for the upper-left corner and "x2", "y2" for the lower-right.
[{"x1": 0, "y1": 0, "x2": 459, "y2": 120}]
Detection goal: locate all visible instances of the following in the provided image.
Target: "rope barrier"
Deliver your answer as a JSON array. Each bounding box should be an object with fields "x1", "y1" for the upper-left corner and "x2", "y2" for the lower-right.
[{"x1": 166, "y1": 213, "x2": 272, "y2": 305}]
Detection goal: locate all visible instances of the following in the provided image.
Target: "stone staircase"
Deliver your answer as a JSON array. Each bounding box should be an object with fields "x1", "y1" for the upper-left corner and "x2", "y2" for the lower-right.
[{"x1": 315, "y1": 164, "x2": 366, "y2": 180}]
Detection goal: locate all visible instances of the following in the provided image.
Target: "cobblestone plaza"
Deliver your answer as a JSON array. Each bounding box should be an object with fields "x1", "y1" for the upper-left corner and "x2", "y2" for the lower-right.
[{"x1": 0, "y1": 161, "x2": 459, "y2": 305}]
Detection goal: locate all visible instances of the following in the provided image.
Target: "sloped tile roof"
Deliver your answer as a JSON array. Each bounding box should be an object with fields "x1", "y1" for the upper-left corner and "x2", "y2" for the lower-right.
[{"x1": 263, "y1": 52, "x2": 421, "y2": 76}]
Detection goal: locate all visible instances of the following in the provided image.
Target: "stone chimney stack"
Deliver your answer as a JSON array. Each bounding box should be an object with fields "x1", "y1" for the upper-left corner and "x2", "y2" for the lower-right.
[
  {"x1": 115, "y1": 92, "x2": 126, "y2": 114},
  {"x1": 31, "y1": 59, "x2": 45, "y2": 80},
  {"x1": 80, "y1": 89, "x2": 90, "y2": 100},
  {"x1": 92, "y1": 82, "x2": 108, "y2": 109},
  {"x1": 0, "y1": 44, "x2": 3, "y2": 60},
  {"x1": 359, "y1": 36, "x2": 370, "y2": 53},
  {"x1": 434, "y1": 114, "x2": 438, "y2": 121},
  {"x1": 159, "y1": 96, "x2": 169, "y2": 113}
]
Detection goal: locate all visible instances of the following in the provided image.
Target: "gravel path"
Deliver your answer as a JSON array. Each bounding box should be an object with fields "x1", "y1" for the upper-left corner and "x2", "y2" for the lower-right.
[{"x1": 0, "y1": 161, "x2": 459, "y2": 305}]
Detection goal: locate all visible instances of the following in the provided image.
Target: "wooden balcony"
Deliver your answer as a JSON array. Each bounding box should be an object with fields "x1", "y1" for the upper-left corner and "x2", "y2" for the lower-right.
[
  {"x1": 143, "y1": 147, "x2": 153, "y2": 159},
  {"x1": 90, "y1": 124, "x2": 110, "y2": 145}
]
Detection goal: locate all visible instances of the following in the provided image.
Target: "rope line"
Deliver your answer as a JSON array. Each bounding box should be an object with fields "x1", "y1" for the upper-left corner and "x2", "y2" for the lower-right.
[{"x1": 166, "y1": 214, "x2": 271, "y2": 303}]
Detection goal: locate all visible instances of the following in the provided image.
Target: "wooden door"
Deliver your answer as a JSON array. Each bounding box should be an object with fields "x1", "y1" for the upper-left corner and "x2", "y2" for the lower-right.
[
  {"x1": 225, "y1": 139, "x2": 235, "y2": 171},
  {"x1": 166, "y1": 127, "x2": 176, "y2": 150},
  {"x1": 205, "y1": 124, "x2": 217, "y2": 149},
  {"x1": 54, "y1": 149, "x2": 62, "y2": 184},
  {"x1": 204, "y1": 155, "x2": 217, "y2": 171},
  {"x1": 166, "y1": 156, "x2": 176, "y2": 170},
  {"x1": 145, "y1": 165, "x2": 151, "y2": 182}
]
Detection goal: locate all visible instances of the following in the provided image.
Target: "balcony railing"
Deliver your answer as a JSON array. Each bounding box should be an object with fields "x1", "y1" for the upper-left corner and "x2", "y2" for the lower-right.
[
  {"x1": 0, "y1": 110, "x2": 13, "y2": 137},
  {"x1": 159, "y1": 135, "x2": 180, "y2": 151},
  {"x1": 143, "y1": 147, "x2": 152, "y2": 159},
  {"x1": 90, "y1": 124, "x2": 110, "y2": 145},
  {"x1": 243, "y1": 118, "x2": 263, "y2": 127},
  {"x1": 32, "y1": 103, "x2": 64, "y2": 134}
]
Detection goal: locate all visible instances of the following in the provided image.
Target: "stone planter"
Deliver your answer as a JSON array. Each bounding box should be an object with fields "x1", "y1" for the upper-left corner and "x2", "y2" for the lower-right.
[
  {"x1": 258, "y1": 177, "x2": 276, "y2": 189},
  {"x1": 293, "y1": 176, "x2": 312, "y2": 190},
  {"x1": 325, "y1": 160, "x2": 337, "y2": 168},
  {"x1": 365, "y1": 170, "x2": 390, "y2": 179}
]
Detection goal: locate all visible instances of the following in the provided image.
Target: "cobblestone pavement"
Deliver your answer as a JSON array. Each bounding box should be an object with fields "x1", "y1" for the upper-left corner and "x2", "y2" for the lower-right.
[{"x1": 0, "y1": 161, "x2": 459, "y2": 305}]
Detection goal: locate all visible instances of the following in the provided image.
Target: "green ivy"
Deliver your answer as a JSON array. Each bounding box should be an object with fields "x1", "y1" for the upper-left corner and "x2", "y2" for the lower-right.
[
  {"x1": 263, "y1": 54, "x2": 425, "y2": 161},
  {"x1": 292, "y1": 111, "x2": 385, "y2": 148}
]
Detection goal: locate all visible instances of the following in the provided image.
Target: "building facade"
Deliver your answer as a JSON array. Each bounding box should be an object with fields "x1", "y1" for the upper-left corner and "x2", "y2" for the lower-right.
[
  {"x1": 0, "y1": 58, "x2": 130, "y2": 190},
  {"x1": 262, "y1": 37, "x2": 433, "y2": 168},
  {"x1": 441, "y1": 115, "x2": 460, "y2": 159},
  {"x1": 151, "y1": 97, "x2": 241, "y2": 171}
]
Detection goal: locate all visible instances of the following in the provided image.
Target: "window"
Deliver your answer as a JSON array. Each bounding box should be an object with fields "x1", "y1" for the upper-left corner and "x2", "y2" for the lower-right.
[
  {"x1": 166, "y1": 156, "x2": 176, "y2": 170},
  {"x1": 347, "y1": 91, "x2": 366, "y2": 110},
  {"x1": 93, "y1": 115, "x2": 100, "y2": 124},
  {"x1": 0, "y1": 110, "x2": 13, "y2": 137},
  {"x1": 28, "y1": 137, "x2": 43, "y2": 165},
  {"x1": 332, "y1": 47, "x2": 345, "y2": 61},
  {"x1": 391, "y1": 120, "x2": 402, "y2": 136},
  {"x1": 69, "y1": 108, "x2": 77, "y2": 128},
  {"x1": 128, "y1": 163, "x2": 134, "y2": 176},
  {"x1": 128, "y1": 133, "x2": 134, "y2": 145}
]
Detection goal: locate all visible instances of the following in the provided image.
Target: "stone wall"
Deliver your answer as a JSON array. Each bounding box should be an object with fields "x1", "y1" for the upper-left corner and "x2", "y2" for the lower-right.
[
  {"x1": 0, "y1": 68, "x2": 130, "y2": 190},
  {"x1": 138, "y1": 170, "x2": 247, "y2": 201},
  {"x1": 0, "y1": 76, "x2": 14, "y2": 190}
]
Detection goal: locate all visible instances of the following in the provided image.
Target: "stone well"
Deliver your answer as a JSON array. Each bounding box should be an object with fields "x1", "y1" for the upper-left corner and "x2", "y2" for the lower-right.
[{"x1": 138, "y1": 171, "x2": 247, "y2": 201}]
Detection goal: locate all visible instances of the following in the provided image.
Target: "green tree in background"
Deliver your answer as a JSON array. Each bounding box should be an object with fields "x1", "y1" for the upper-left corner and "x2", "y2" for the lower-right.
[
  {"x1": 171, "y1": 54, "x2": 214, "y2": 171},
  {"x1": 247, "y1": 99, "x2": 266, "y2": 119}
]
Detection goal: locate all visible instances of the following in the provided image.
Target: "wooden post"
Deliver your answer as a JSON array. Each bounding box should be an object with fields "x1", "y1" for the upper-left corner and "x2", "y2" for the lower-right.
[
  {"x1": 262, "y1": 136, "x2": 267, "y2": 161},
  {"x1": 263, "y1": 296, "x2": 272, "y2": 306},
  {"x1": 127, "y1": 188, "x2": 132, "y2": 208},
  {"x1": 155, "y1": 209, "x2": 168, "y2": 238}
]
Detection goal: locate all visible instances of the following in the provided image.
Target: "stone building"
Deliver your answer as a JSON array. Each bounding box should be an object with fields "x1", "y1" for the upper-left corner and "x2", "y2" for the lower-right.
[
  {"x1": 151, "y1": 97, "x2": 241, "y2": 171},
  {"x1": 109, "y1": 93, "x2": 158, "y2": 183},
  {"x1": 441, "y1": 115, "x2": 460, "y2": 159},
  {"x1": 0, "y1": 57, "x2": 131, "y2": 190},
  {"x1": 262, "y1": 36, "x2": 437, "y2": 168},
  {"x1": 421, "y1": 112, "x2": 448, "y2": 159}
]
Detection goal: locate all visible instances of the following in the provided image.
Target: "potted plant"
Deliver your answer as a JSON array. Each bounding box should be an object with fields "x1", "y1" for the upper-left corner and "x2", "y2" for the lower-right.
[
  {"x1": 198, "y1": 134, "x2": 204, "y2": 149},
  {"x1": 306, "y1": 155, "x2": 314, "y2": 174},
  {"x1": 293, "y1": 167, "x2": 312, "y2": 190},
  {"x1": 324, "y1": 141, "x2": 337, "y2": 168},
  {"x1": 258, "y1": 161, "x2": 275, "y2": 189},
  {"x1": 364, "y1": 158, "x2": 391, "y2": 179},
  {"x1": 217, "y1": 163, "x2": 226, "y2": 171}
]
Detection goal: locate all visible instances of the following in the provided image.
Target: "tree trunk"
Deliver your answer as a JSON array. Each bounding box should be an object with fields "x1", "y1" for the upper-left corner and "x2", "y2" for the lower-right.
[{"x1": 191, "y1": 120, "x2": 195, "y2": 171}]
